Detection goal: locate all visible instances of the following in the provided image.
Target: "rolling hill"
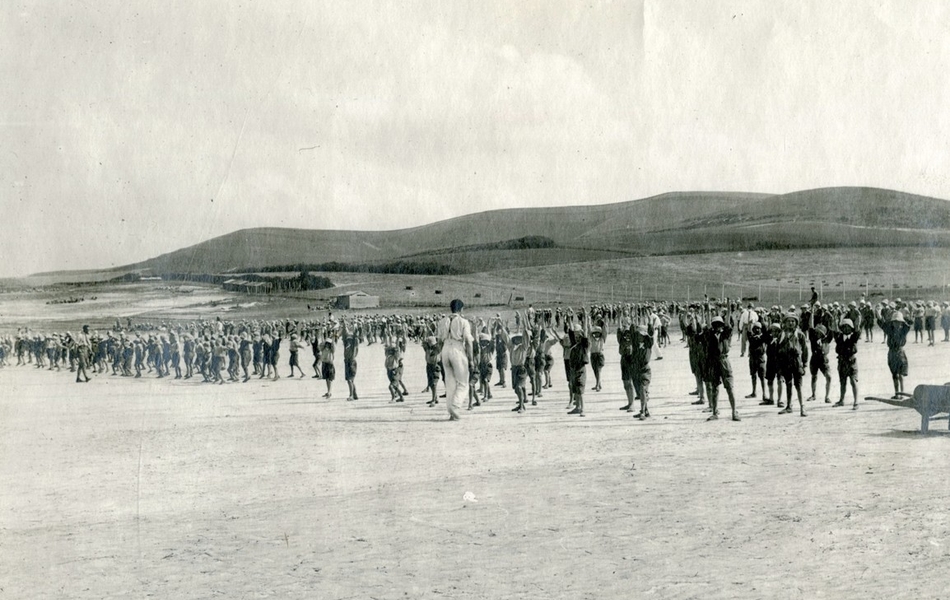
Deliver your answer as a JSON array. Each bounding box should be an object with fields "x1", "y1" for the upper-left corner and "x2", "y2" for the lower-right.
[{"x1": 101, "y1": 187, "x2": 950, "y2": 275}]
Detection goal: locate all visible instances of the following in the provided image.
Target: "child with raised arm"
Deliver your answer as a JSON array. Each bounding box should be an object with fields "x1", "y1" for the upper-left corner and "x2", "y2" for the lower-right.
[
  {"x1": 501, "y1": 312, "x2": 530, "y2": 413},
  {"x1": 589, "y1": 320, "x2": 606, "y2": 392},
  {"x1": 806, "y1": 308, "x2": 833, "y2": 404},
  {"x1": 476, "y1": 318, "x2": 495, "y2": 402},
  {"x1": 700, "y1": 310, "x2": 741, "y2": 422},
  {"x1": 320, "y1": 322, "x2": 338, "y2": 398},
  {"x1": 565, "y1": 308, "x2": 590, "y2": 417},
  {"x1": 776, "y1": 311, "x2": 809, "y2": 417},
  {"x1": 832, "y1": 318, "x2": 861, "y2": 409},
  {"x1": 422, "y1": 330, "x2": 442, "y2": 407},
  {"x1": 341, "y1": 318, "x2": 360, "y2": 401}
]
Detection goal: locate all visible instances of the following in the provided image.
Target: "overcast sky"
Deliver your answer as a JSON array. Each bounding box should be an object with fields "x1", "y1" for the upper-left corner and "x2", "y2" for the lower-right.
[{"x1": 3, "y1": 1, "x2": 950, "y2": 277}]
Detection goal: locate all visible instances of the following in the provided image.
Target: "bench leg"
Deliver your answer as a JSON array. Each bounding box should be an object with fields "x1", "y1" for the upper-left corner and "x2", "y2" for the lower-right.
[{"x1": 920, "y1": 397, "x2": 931, "y2": 433}]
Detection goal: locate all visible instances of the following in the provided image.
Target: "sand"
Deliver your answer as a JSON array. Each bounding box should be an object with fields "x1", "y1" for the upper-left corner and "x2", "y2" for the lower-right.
[{"x1": 2, "y1": 328, "x2": 949, "y2": 599}]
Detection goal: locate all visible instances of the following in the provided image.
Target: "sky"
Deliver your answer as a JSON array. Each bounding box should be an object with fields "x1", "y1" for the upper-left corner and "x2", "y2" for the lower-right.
[{"x1": 3, "y1": 0, "x2": 950, "y2": 277}]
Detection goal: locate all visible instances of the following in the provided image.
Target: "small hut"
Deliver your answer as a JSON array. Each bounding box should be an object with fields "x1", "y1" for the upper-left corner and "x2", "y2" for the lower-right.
[
  {"x1": 223, "y1": 279, "x2": 272, "y2": 294},
  {"x1": 336, "y1": 291, "x2": 380, "y2": 309}
]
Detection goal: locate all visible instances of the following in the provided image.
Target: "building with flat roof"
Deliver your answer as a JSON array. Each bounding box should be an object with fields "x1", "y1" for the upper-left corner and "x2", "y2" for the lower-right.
[
  {"x1": 223, "y1": 279, "x2": 273, "y2": 294},
  {"x1": 335, "y1": 291, "x2": 379, "y2": 309}
]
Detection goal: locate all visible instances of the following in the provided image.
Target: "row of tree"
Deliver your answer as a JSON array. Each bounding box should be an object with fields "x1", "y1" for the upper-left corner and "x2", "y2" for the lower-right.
[
  {"x1": 111, "y1": 271, "x2": 334, "y2": 292},
  {"x1": 235, "y1": 261, "x2": 462, "y2": 276}
]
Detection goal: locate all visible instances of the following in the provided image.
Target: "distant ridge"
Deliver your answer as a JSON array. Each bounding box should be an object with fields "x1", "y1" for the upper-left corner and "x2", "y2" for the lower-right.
[{"x1": 52, "y1": 187, "x2": 950, "y2": 276}]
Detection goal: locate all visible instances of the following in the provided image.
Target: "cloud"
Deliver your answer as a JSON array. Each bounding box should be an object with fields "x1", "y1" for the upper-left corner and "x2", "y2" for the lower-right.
[
  {"x1": 639, "y1": 1, "x2": 950, "y2": 194},
  {"x1": 2, "y1": 1, "x2": 950, "y2": 277}
]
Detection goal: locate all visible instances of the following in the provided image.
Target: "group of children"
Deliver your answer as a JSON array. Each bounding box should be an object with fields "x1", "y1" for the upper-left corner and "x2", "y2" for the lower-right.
[{"x1": 3, "y1": 296, "x2": 947, "y2": 424}]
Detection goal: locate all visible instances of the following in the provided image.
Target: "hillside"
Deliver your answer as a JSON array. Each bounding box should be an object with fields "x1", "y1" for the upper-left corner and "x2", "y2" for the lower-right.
[{"x1": 110, "y1": 187, "x2": 950, "y2": 274}]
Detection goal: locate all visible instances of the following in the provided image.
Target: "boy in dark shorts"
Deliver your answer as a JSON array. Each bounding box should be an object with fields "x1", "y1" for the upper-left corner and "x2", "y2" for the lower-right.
[
  {"x1": 396, "y1": 334, "x2": 409, "y2": 398},
  {"x1": 629, "y1": 322, "x2": 653, "y2": 419},
  {"x1": 310, "y1": 332, "x2": 322, "y2": 379},
  {"x1": 683, "y1": 309, "x2": 706, "y2": 406},
  {"x1": 777, "y1": 312, "x2": 808, "y2": 417},
  {"x1": 269, "y1": 331, "x2": 282, "y2": 381},
  {"x1": 252, "y1": 333, "x2": 262, "y2": 376},
  {"x1": 617, "y1": 314, "x2": 637, "y2": 411},
  {"x1": 385, "y1": 339, "x2": 404, "y2": 402},
  {"x1": 467, "y1": 330, "x2": 481, "y2": 410},
  {"x1": 532, "y1": 329, "x2": 546, "y2": 400},
  {"x1": 494, "y1": 323, "x2": 508, "y2": 387},
  {"x1": 912, "y1": 302, "x2": 925, "y2": 344},
  {"x1": 565, "y1": 309, "x2": 590, "y2": 417},
  {"x1": 525, "y1": 331, "x2": 538, "y2": 405},
  {"x1": 422, "y1": 335, "x2": 442, "y2": 406},
  {"x1": 502, "y1": 318, "x2": 529, "y2": 413},
  {"x1": 195, "y1": 339, "x2": 209, "y2": 381},
  {"x1": 806, "y1": 317, "x2": 833, "y2": 403},
  {"x1": 170, "y1": 332, "x2": 182, "y2": 379},
  {"x1": 212, "y1": 337, "x2": 227, "y2": 384},
  {"x1": 288, "y1": 333, "x2": 305, "y2": 378},
  {"x1": 557, "y1": 320, "x2": 575, "y2": 408},
  {"x1": 477, "y1": 331, "x2": 495, "y2": 402},
  {"x1": 745, "y1": 322, "x2": 767, "y2": 401},
  {"x1": 239, "y1": 332, "x2": 252, "y2": 382},
  {"x1": 859, "y1": 300, "x2": 875, "y2": 342},
  {"x1": 589, "y1": 325, "x2": 606, "y2": 392},
  {"x1": 342, "y1": 320, "x2": 359, "y2": 401},
  {"x1": 765, "y1": 323, "x2": 784, "y2": 408},
  {"x1": 832, "y1": 318, "x2": 860, "y2": 409},
  {"x1": 701, "y1": 315, "x2": 740, "y2": 422},
  {"x1": 183, "y1": 333, "x2": 195, "y2": 379},
  {"x1": 541, "y1": 327, "x2": 558, "y2": 390},
  {"x1": 924, "y1": 301, "x2": 938, "y2": 346},
  {"x1": 321, "y1": 334, "x2": 337, "y2": 398},
  {"x1": 877, "y1": 309, "x2": 911, "y2": 398}
]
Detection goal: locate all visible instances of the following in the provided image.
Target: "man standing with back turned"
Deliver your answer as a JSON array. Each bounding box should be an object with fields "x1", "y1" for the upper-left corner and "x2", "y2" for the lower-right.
[{"x1": 438, "y1": 299, "x2": 474, "y2": 421}]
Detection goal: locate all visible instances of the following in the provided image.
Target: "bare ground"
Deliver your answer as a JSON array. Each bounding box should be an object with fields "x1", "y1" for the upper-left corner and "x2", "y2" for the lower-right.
[{"x1": 2, "y1": 332, "x2": 949, "y2": 599}]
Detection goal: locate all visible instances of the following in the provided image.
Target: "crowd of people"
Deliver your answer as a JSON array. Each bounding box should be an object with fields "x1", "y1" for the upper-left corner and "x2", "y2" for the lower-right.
[{"x1": 2, "y1": 294, "x2": 949, "y2": 423}]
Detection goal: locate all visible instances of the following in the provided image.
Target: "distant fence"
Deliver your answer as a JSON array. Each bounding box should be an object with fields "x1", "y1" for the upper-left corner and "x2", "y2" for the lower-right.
[{"x1": 372, "y1": 283, "x2": 950, "y2": 309}]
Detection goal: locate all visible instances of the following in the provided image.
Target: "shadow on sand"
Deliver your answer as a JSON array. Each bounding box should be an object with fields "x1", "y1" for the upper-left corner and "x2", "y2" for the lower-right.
[{"x1": 871, "y1": 424, "x2": 950, "y2": 438}]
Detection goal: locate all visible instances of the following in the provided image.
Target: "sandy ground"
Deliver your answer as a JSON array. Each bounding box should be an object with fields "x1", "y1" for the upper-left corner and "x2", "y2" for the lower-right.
[
  {"x1": 0, "y1": 284, "x2": 236, "y2": 331},
  {"x1": 2, "y1": 329, "x2": 949, "y2": 599}
]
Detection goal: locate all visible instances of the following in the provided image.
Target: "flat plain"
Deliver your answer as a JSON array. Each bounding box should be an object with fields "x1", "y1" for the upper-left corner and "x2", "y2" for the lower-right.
[{"x1": 2, "y1": 283, "x2": 949, "y2": 599}]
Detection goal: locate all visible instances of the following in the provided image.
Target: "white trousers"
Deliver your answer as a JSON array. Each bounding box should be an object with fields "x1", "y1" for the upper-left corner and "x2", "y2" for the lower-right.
[{"x1": 441, "y1": 342, "x2": 469, "y2": 419}]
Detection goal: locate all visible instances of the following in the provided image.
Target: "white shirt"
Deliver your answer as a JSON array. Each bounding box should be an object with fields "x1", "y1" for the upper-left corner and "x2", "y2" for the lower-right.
[
  {"x1": 437, "y1": 314, "x2": 473, "y2": 346},
  {"x1": 739, "y1": 309, "x2": 759, "y2": 330}
]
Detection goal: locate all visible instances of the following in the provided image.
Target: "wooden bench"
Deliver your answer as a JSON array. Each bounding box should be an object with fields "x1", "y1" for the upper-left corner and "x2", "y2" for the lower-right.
[{"x1": 866, "y1": 384, "x2": 950, "y2": 433}]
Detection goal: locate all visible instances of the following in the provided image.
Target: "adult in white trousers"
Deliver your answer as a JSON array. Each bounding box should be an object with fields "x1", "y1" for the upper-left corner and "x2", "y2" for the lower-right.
[
  {"x1": 438, "y1": 299, "x2": 474, "y2": 421},
  {"x1": 649, "y1": 309, "x2": 663, "y2": 360}
]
